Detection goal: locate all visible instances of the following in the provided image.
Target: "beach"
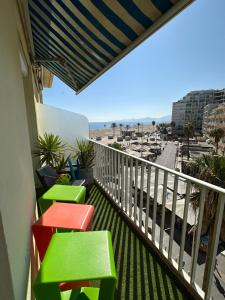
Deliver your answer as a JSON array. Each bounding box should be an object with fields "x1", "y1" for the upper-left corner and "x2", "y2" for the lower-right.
[{"x1": 89, "y1": 124, "x2": 155, "y2": 140}]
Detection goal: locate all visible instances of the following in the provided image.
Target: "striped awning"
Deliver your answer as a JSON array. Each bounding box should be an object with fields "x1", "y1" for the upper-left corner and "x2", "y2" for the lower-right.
[{"x1": 28, "y1": 0, "x2": 193, "y2": 93}]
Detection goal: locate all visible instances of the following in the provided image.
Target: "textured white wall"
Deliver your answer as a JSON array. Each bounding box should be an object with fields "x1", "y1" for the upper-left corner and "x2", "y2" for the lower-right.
[
  {"x1": 0, "y1": 1, "x2": 36, "y2": 299},
  {"x1": 36, "y1": 103, "x2": 89, "y2": 150}
]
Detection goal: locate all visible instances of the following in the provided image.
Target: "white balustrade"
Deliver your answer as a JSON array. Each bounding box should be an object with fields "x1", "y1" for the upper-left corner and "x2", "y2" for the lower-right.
[{"x1": 90, "y1": 140, "x2": 225, "y2": 300}]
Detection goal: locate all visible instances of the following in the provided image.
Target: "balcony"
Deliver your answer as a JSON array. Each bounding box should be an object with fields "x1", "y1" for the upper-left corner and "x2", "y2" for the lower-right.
[
  {"x1": 90, "y1": 140, "x2": 225, "y2": 300},
  {"x1": 87, "y1": 184, "x2": 191, "y2": 299}
]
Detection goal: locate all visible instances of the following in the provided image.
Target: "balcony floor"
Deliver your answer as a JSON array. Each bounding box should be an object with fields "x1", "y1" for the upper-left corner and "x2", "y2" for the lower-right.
[{"x1": 87, "y1": 184, "x2": 193, "y2": 300}]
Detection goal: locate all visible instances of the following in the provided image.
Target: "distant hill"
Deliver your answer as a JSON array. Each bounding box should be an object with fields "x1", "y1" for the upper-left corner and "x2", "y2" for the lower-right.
[{"x1": 115, "y1": 115, "x2": 171, "y2": 124}]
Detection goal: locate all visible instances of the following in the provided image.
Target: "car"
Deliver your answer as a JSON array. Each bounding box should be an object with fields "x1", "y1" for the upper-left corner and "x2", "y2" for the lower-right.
[{"x1": 117, "y1": 136, "x2": 123, "y2": 142}]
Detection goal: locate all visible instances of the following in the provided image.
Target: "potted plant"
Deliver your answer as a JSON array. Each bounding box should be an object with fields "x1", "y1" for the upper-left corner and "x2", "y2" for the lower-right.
[
  {"x1": 75, "y1": 139, "x2": 95, "y2": 186},
  {"x1": 33, "y1": 132, "x2": 66, "y2": 168}
]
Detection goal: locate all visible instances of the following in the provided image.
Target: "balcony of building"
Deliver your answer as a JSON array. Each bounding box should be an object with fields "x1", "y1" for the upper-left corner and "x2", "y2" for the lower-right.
[
  {"x1": 85, "y1": 140, "x2": 225, "y2": 300},
  {"x1": 1, "y1": 1, "x2": 225, "y2": 300}
]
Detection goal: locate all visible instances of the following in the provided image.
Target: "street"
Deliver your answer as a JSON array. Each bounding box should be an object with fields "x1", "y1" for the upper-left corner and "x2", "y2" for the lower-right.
[{"x1": 155, "y1": 141, "x2": 177, "y2": 169}]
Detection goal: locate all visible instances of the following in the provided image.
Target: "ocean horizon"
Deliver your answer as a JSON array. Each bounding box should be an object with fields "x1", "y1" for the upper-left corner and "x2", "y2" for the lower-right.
[{"x1": 89, "y1": 121, "x2": 152, "y2": 131}]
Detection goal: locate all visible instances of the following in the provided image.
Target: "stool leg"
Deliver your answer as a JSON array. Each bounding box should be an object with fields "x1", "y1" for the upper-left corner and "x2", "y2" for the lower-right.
[{"x1": 32, "y1": 225, "x2": 56, "y2": 261}]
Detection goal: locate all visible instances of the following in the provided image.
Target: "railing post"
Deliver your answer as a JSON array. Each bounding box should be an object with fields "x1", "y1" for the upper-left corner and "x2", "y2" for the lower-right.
[
  {"x1": 159, "y1": 171, "x2": 168, "y2": 251},
  {"x1": 139, "y1": 162, "x2": 145, "y2": 230},
  {"x1": 178, "y1": 181, "x2": 191, "y2": 272},
  {"x1": 117, "y1": 153, "x2": 121, "y2": 205},
  {"x1": 190, "y1": 187, "x2": 207, "y2": 283},
  {"x1": 124, "y1": 155, "x2": 129, "y2": 213},
  {"x1": 152, "y1": 167, "x2": 159, "y2": 243},
  {"x1": 121, "y1": 154, "x2": 125, "y2": 209},
  {"x1": 145, "y1": 165, "x2": 151, "y2": 235},
  {"x1": 134, "y1": 159, "x2": 138, "y2": 225},
  {"x1": 203, "y1": 193, "x2": 225, "y2": 299},
  {"x1": 129, "y1": 157, "x2": 133, "y2": 217},
  {"x1": 168, "y1": 174, "x2": 178, "y2": 260}
]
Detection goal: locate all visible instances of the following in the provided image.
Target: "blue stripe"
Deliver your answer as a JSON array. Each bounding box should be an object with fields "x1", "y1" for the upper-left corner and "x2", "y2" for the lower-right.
[
  {"x1": 29, "y1": 5, "x2": 99, "y2": 74},
  {"x1": 35, "y1": 49, "x2": 76, "y2": 89},
  {"x1": 118, "y1": 0, "x2": 153, "y2": 29},
  {"x1": 36, "y1": 0, "x2": 111, "y2": 64},
  {"x1": 71, "y1": 0, "x2": 126, "y2": 50},
  {"x1": 33, "y1": 0, "x2": 106, "y2": 68},
  {"x1": 35, "y1": 44, "x2": 86, "y2": 86},
  {"x1": 55, "y1": 0, "x2": 117, "y2": 57},
  {"x1": 32, "y1": 25, "x2": 90, "y2": 82},
  {"x1": 30, "y1": 15, "x2": 94, "y2": 77},
  {"x1": 151, "y1": 0, "x2": 173, "y2": 14},
  {"x1": 91, "y1": 0, "x2": 137, "y2": 41},
  {"x1": 34, "y1": 37, "x2": 86, "y2": 85}
]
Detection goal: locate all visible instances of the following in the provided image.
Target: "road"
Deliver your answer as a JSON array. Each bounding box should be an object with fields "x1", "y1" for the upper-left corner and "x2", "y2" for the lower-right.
[{"x1": 155, "y1": 141, "x2": 177, "y2": 169}]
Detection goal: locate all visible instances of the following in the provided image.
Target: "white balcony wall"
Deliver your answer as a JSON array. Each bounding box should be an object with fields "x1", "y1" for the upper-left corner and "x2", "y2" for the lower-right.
[
  {"x1": 36, "y1": 103, "x2": 89, "y2": 153},
  {"x1": 0, "y1": 1, "x2": 38, "y2": 299}
]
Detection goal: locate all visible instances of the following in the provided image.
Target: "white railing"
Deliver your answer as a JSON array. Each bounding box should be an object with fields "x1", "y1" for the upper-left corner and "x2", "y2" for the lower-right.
[{"x1": 90, "y1": 140, "x2": 225, "y2": 300}]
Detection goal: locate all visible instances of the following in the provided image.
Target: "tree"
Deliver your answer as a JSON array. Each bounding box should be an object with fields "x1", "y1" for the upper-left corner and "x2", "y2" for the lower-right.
[
  {"x1": 209, "y1": 128, "x2": 224, "y2": 154},
  {"x1": 171, "y1": 121, "x2": 176, "y2": 128},
  {"x1": 137, "y1": 122, "x2": 141, "y2": 133},
  {"x1": 186, "y1": 154, "x2": 225, "y2": 290},
  {"x1": 119, "y1": 123, "x2": 123, "y2": 135},
  {"x1": 34, "y1": 132, "x2": 66, "y2": 167},
  {"x1": 152, "y1": 120, "x2": 155, "y2": 127},
  {"x1": 126, "y1": 124, "x2": 130, "y2": 131},
  {"x1": 111, "y1": 122, "x2": 117, "y2": 137},
  {"x1": 110, "y1": 142, "x2": 123, "y2": 151},
  {"x1": 184, "y1": 122, "x2": 194, "y2": 160}
]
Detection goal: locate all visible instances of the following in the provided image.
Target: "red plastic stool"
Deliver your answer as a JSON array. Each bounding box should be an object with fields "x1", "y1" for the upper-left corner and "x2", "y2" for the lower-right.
[{"x1": 32, "y1": 202, "x2": 94, "y2": 291}]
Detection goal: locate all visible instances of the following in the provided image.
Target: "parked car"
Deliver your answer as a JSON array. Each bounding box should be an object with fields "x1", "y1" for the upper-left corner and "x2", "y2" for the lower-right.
[{"x1": 117, "y1": 136, "x2": 123, "y2": 142}]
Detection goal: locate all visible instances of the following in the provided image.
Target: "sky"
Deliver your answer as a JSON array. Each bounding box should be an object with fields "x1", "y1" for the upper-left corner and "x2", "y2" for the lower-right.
[{"x1": 43, "y1": 0, "x2": 225, "y2": 122}]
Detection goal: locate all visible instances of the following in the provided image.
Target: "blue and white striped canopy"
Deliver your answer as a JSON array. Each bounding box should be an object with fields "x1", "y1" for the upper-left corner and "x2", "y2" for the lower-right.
[{"x1": 28, "y1": 0, "x2": 193, "y2": 93}]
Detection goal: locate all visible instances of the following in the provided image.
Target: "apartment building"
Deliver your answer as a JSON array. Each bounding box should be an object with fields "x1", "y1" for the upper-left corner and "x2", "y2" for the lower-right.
[
  {"x1": 203, "y1": 103, "x2": 225, "y2": 132},
  {"x1": 172, "y1": 89, "x2": 225, "y2": 132}
]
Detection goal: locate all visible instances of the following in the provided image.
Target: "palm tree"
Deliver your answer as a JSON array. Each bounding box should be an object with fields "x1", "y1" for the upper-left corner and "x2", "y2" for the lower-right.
[
  {"x1": 171, "y1": 121, "x2": 176, "y2": 128},
  {"x1": 137, "y1": 122, "x2": 141, "y2": 133},
  {"x1": 186, "y1": 154, "x2": 225, "y2": 290},
  {"x1": 111, "y1": 122, "x2": 117, "y2": 137},
  {"x1": 184, "y1": 122, "x2": 194, "y2": 160},
  {"x1": 34, "y1": 132, "x2": 66, "y2": 167},
  {"x1": 209, "y1": 128, "x2": 224, "y2": 154},
  {"x1": 119, "y1": 123, "x2": 123, "y2": 136},
  {"x1": 126, "y1": 124, "x2": 130, "y2": 131}
]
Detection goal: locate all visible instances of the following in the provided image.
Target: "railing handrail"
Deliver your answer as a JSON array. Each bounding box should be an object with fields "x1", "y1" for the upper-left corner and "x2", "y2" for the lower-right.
[{"x1": 90, "y1": 139, "x2": 225, "y2": 195}]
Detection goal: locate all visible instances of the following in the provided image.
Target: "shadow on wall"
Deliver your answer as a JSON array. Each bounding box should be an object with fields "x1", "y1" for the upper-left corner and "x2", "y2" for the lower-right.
[{"x1": 0, "y1": 211, "x2": 15, "y2": 300}]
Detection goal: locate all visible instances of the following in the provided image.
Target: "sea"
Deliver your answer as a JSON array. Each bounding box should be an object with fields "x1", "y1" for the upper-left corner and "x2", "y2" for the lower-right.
[
  {"x1": 89, "y1": 121, "x2": 151, "y2": 131},
  {"x1": 89, "y1": 122, "x2": 111, "y2": 131}
]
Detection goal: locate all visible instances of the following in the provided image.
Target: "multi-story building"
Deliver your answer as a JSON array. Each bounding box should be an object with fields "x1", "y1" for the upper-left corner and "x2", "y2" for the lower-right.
[
  {"x1": 172, "y1": 89, "x2": 225, "y2": 132},
  {"x1": 203, "y1": 103, "x2": 225, "y2": 133},
  {"x1": 202, "y1": 103, "x2": 218, "y2": 134}
]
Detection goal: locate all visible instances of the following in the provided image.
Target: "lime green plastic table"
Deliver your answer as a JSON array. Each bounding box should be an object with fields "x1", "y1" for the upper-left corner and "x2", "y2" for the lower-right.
[
  {"x1": 38, "y1": 184, "x2": 86, "y2": 214},
  {"x1": 33, "y1": 231, "x2": 117, "y2": 300}
]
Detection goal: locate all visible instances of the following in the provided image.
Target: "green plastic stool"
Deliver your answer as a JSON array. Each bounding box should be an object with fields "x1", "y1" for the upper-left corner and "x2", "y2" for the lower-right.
[
  {"x1": 38, "y1": 184, "x2": 86, "y2": 214},
  {"x1": 33, "y1": 231, "x2": 117, "y2": 300}
]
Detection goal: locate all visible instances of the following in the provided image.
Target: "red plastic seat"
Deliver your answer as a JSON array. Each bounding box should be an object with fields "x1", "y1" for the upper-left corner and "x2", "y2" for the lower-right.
[
  {"x1": 32, "y1": 202, "x2": 94, "y2": 291},
  {"x1": 32, "y1": 202, "x2": 94, "y2": 261}
]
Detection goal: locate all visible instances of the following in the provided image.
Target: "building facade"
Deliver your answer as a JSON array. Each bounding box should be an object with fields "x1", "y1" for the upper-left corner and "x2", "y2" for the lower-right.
[{"x1": 172, "y1": 89, "x2": 225, "y2": 132}]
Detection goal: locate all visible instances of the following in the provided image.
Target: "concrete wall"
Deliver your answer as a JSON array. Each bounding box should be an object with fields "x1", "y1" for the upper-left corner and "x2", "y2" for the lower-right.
[
  {"x1": 36, "y1": 103, "x2": 89, "y2": 151},
  {"x1": 0, "y1": 0, "x2": 37, "y2": 299}
]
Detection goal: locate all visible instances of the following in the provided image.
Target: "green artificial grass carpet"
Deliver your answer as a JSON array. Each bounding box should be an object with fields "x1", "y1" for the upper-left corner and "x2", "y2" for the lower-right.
[{"x1": 87, "y1": 185, "x2": 192, "y2": 300}]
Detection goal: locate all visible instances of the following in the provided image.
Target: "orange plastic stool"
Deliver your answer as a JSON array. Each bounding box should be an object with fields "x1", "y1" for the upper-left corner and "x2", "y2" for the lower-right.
[{"x1": 32, "y1": 202, "x2": 94, "y2": 291}]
